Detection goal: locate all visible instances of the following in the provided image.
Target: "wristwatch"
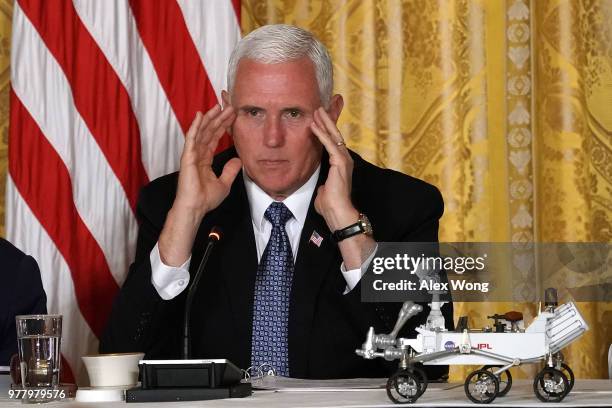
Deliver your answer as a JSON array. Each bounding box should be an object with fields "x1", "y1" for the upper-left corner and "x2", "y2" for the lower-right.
[{"x1": 332, "y1": 213, "x2": 373, "y2": 242}]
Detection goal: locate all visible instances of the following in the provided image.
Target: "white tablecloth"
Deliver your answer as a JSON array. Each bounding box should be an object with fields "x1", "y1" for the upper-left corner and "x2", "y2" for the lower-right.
[{"x1": 1, "y1": 379, "x2": 611, "y2": 407}]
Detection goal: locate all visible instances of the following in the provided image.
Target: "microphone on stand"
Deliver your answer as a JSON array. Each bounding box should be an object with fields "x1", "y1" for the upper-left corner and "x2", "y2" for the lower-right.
[
  {"x1": 183, "y1": 226, "x2": 222, "y2": 359},
  {"x1": 130, "y1": 226, "x2": 251, "y2": 402}
]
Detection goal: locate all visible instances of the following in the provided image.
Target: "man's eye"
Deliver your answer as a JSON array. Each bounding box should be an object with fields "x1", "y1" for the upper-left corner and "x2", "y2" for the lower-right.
[
  {"x1": 286, "y1": 109, "x2": 301, "y2": 118},
  {"x1": 248, "y1": 109, "x2": 261, "y2": 117}
]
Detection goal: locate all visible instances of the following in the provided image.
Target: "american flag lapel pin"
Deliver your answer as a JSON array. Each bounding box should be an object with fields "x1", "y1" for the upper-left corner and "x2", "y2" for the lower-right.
[{"x1": 309, "y1": 230, "x2": 323, "y2": 247}]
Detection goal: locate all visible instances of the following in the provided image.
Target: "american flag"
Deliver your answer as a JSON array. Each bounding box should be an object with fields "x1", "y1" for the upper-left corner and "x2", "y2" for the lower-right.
[
  {"x1": 6, "y1": 0, "x2": 240, "y2": 383},
  {"x1": 309, "y1": 230, "x2": 323, "y2": 247}
]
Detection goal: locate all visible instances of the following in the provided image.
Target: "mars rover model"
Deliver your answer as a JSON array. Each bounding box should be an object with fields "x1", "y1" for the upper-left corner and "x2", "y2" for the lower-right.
[{"x1": 356, "y1": 288, "x2": 589, "y2": 404}]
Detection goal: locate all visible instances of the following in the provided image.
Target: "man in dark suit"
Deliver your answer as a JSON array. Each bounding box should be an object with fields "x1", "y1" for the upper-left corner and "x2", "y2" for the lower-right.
[
  {"x1": 101, "y1": 24, "x2": 452, "y2": 379},
  {"x1": 0, "y1": 238, "x2": 47, "y2": 366}
]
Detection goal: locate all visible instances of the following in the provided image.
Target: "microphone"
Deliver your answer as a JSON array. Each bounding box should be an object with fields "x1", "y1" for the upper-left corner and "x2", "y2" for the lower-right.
[
  {"x1": 183, "y1": 227, "x2": 222, "y2": 359},
  {"x1": 130, "y1": 226, "x2": 250, "y2": 401}
]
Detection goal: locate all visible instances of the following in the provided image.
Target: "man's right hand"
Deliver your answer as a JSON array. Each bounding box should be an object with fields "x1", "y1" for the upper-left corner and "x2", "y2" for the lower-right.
[{"x1": 158, "y1": 105, "x2": 242, "y2": 267}]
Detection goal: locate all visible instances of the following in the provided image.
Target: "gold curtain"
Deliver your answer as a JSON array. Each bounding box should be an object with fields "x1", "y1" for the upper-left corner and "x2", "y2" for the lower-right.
[
  {"x1": 533, "y1": 0, "x2": 612, "y2": 379},
  {"x1": 242, "y1": 0, "x2": 612, "y2": 380}
]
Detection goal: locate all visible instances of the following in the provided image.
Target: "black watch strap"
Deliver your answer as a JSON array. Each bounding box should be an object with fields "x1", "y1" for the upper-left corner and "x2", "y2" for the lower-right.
[
  {"x1": 332, "y1": 213, "x2": 372, "y2": 242},
  {"x1": 331, "y1": 222, "x2": 363, "y2": 242}
]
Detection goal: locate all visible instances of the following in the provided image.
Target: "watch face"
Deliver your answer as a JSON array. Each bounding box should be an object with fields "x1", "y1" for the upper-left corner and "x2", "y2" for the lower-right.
[{"x1": 360, "y1": 214, "x2": 373, "y2": 235}]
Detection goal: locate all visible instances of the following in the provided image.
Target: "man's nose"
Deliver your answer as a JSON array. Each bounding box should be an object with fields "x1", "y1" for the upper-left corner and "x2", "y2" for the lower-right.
[{"x1": 263, "y1": 115, "x2": 284, "y2": 147}]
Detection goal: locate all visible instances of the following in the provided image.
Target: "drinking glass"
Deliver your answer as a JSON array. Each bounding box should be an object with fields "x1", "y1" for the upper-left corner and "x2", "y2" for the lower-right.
[{"x1": 15, "y1": 315, "x2": 62, "y2": 390}]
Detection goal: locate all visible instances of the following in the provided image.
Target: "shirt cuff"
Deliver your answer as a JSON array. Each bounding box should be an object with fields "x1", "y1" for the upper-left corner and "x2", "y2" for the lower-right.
[
  {"x1": 340, "y1": 244, "x2": 378, "y2": 294},
  {"x1": 150, "y1": 243, "x2": 191, "y2": 300}
]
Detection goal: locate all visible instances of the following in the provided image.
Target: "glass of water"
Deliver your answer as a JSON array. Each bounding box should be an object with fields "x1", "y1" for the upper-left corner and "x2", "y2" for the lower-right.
[{"x1": 15, "y1": 315, "x2": 62, "y2": 389}]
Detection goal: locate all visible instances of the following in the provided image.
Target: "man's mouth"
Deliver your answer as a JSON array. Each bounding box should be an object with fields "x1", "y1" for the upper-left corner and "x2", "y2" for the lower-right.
[{"x1": 258, "y1": 159, "x2": 288, "y2": 167}]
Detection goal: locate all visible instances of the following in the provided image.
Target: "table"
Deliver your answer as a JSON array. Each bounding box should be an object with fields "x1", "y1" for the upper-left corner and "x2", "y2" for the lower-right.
[{"x1": 1, "y1": 380, "x2": 610, "y2": 407}]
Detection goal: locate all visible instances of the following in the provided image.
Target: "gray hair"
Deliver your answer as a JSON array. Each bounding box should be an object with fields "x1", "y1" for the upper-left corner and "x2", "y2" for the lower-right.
[{"x1": 227, "y1": 24, "x2": 333, "y2": 107}]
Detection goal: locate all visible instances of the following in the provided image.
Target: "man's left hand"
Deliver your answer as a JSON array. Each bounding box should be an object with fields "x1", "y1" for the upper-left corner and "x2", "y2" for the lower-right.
[
  {"x1": 310, "y1": 107, "x2": 360, "y2": 231},
  {"x1": 310, "y1": 107, "x2": 375, "y2": 271}
]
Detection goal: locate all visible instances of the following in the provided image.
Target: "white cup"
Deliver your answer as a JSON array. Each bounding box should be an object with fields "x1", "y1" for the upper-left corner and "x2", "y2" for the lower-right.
[{"x1": 82, "y1": 353, "x2": 144, "y2": 388}]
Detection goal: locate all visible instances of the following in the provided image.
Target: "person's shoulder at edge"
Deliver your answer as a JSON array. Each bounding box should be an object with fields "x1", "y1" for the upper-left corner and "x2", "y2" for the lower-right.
[
  {"x1": 0, "y1": 237, "x2": 46, "y2": 313},
  {"x1": 0, "y1": 238, "x2": 43, "y2": 280},
  {"x1": 0, "y1": 237, "x2": 28, "y2": 262},
  {"x1": 1, "y1": 241, "x2": 47, "y2": 366},
  {"x1": 349, "y1": 150, "x2": 444, "y2": 234}
]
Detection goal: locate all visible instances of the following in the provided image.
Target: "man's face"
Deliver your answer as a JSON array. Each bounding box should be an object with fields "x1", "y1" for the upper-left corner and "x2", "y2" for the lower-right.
[{"x1": 224, "y1": 57, "x2": 327, "y2": 199}]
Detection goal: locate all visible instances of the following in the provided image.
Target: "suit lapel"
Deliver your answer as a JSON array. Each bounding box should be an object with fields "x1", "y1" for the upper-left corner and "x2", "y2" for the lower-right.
[{"x1": 288, "y1": 157, "x2": 339, "y2": 377}]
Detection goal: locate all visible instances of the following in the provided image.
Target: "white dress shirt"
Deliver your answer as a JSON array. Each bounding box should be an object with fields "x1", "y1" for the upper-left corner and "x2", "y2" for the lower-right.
[{"x1": 150, "y1": 166, "x2": 374, "y2": 300}]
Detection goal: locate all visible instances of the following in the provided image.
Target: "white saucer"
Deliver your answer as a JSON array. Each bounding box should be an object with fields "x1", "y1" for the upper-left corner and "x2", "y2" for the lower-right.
[{"x1": 76, "y1": 387, "x2": 127, "y2": 402}]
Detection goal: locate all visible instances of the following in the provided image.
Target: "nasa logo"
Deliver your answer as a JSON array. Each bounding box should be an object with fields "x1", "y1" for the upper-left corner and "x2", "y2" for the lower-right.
[{"x1": 444, "y1": 341, "x2": 455, "y2": 351}]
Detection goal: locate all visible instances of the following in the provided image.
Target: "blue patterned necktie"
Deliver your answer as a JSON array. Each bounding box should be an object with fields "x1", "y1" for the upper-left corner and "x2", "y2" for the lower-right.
[{"x1": 251, "y1": 201, "x2": 294, "y2": 376}]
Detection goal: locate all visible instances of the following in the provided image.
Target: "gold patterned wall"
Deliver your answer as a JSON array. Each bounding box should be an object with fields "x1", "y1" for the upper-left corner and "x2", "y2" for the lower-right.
[
  {"x1": 533, "y1": 0, "x2": 612, "y2": 379},
  {"x1": 242, "y1": 0, "x2": 612, "y2": 379},
  {"x1": 535, "y1": 0, "x2": 611, "y2": 243},
  {"x1": 0, "y1": 0, "x2": 11, "y2": 238}
]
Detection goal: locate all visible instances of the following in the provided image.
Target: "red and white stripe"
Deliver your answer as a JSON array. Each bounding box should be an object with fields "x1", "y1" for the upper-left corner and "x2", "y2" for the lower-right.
[{"x1": 7, "y1": 0, "x2": 240, "y2": 384}]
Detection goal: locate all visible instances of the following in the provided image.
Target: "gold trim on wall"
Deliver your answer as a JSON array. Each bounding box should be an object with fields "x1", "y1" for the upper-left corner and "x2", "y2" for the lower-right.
[{"x1": 0, "y1": 0, "x2": 13, "y2": 238}]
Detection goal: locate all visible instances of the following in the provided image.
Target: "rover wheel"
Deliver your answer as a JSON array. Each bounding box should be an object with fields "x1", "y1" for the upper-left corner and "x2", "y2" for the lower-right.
[
  {"x1": 482, "y1": 365, "x2": 512, "y2": 397},
  {"x1": 408, "y1": 366, "x2": 428, "y2": 397},
  {"x1": 464, "y1": 369, "x2": 499, "y2": 404},
  {"x1": 558, "y1": 363, "x2": 574, "y2": 392},
  {"x1": 533, "y1": 367, "x2": 569, "y2": 402},
  {"x1": 553, "y1": 353, "x2": 574, "y2": 392},
  {"x1": 386, "y1": 370, "x2": 421, "y2": 404}
]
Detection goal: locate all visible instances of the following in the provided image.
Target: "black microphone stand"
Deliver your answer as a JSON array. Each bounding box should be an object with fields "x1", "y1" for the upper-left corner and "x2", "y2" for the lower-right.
[{"x1": 183, "y1": 227, "x2": 221, "y2": 359}]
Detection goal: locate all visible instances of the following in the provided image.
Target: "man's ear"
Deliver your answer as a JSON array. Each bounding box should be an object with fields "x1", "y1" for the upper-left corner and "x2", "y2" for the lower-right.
[
  {"x1": 221, "y1": 90, "x2": 233, "y2": 136},
  {"x1": 221, "y1": 90, "x2": 231, "y2": 109},
  {"x1": 328, "y1": 94, "x2": 344, "y2": 123}
]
